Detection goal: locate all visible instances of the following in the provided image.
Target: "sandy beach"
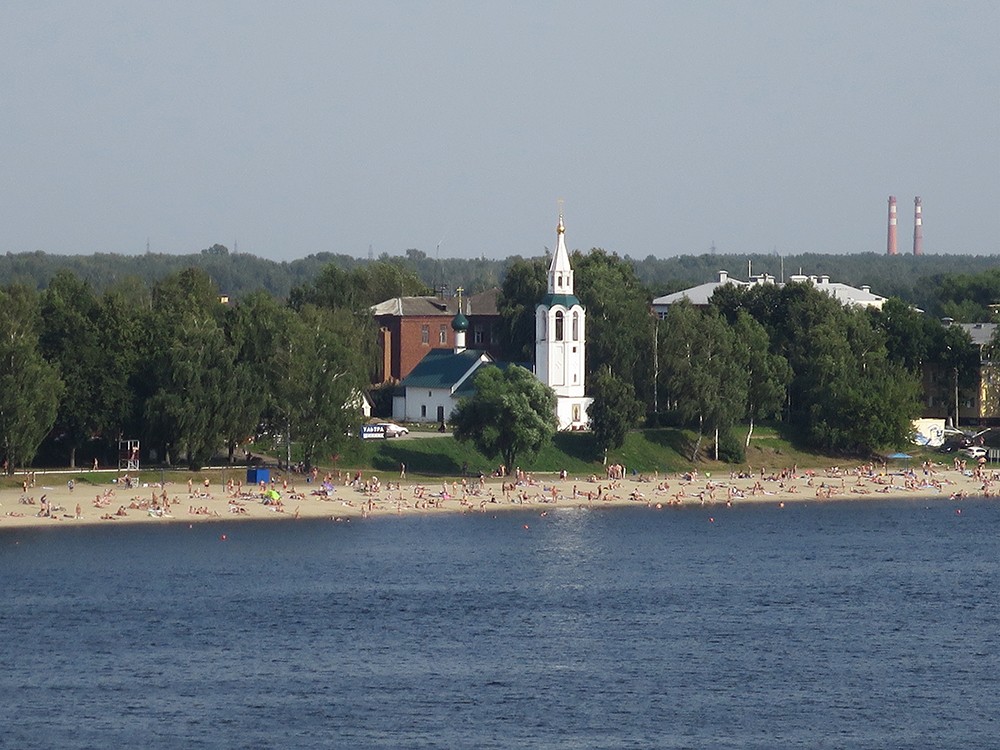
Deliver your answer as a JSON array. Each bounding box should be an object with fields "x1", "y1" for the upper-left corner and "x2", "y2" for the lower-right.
[{"x1": 1, "y1": 459, "x2": 996, "y2": 531}]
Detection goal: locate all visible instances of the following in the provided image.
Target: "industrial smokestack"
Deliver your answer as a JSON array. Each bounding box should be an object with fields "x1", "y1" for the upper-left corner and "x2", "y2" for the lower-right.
[
  {"x1": 887, "y1": 196, "x2": 898, "y2": 255},
  {"x1": 913, "y1": 196, "x2": 923, "y2": 256}
]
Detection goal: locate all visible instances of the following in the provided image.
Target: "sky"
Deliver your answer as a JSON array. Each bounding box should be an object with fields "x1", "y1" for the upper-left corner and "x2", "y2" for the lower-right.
[{"x1": 2, "y1": 1, "x2": 997, "y2": 261}]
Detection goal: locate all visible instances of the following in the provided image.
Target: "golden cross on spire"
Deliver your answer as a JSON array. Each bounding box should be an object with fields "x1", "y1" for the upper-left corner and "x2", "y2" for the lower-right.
[
  {"x1": 557, "y1": 198, "x2": 565, "y2": 234},
  {"x1": 455, "y1": 286, "x2": 464, "y2": 307}
]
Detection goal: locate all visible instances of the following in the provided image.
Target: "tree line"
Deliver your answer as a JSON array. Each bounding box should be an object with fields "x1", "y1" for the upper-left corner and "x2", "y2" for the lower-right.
[
  {"x1": 3, "y1": 246, "x2": 1000, "y2": 321},
  {"x1": 0, "y1": 262, "x2": 427, "y2": 473}
]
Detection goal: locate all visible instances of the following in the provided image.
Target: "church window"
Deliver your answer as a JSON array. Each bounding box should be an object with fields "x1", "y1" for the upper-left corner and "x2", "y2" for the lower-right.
[
  {"x1": 421, "y1": 405, "x2": 427, "y2": 418},
  {"x1": 421, "y1": 325, "x2": 429, "y2": 345},
  {"x1": 474, "y1": 325, "x2": 484, "y2": 344},
  {"x1": 573, "y1": 405, "x2": 581, "y2": 422},
  {"x1": 439, "y1": 325, "x2": 447, "y2": 344},
  {"x1": 572, "y1": 312, "x2": 579, "y2": 340},
  {"x1": 554, "y1": 311, "x2": 564, "y2": 341},
  {"x1": 557, "y1": 275, "x2": 563, "y2": 288}
]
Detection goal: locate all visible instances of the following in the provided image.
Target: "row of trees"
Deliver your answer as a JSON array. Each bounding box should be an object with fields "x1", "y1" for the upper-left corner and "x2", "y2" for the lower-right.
[
  {"x1": 4, "y1": 247, "x2": 1000, "y2": 321},
  {"x1": 0, "y1": 260, "x2": 435, "y2": 473}
]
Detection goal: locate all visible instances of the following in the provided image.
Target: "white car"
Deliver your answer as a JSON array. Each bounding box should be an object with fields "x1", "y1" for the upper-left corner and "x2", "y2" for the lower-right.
[
  {"x1": 961, "y1": 446, "x2": 987, "y2": 460},
  {"x1": 377, "y1": 422, "x2": 409, "y2": 438}
]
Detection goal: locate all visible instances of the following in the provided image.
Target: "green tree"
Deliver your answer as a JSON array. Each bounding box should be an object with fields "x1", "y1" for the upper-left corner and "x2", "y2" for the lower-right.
[
  {"x1": 587, "y1": 366, "x2": 643, "y2": 463},
  {"x1": 0, "y1": 285, "x2": 63, "y2": 473},
  {"x1": 39, "y1": 271, "x2": 101, "y2": 467},
  {"x1": 573, "y1": 249, "x2": 655, "y2": 405},
  {"x1": 452, "y1": 365, "x2": 557, "y2": 473},
  {"x1": 38, "y1": 271, "x2": 143, "y2": 468},
  {"x1": 272, "y1": 305, "x2": 369, "y2": 469},
  {"x1": 870, "y1": 296, "x2": 935, "y2": 373},
  {"x1": 660, "y1": 303, "x2": 748, "y2": 460},
  {"x1": 497, "y1": 258, "x2": 547, "y2": 362},
  {"x1": 733, "y1": 311, "x2": 790, "y2": 447},
  {"x1": 936, "y1": 268, "x2": 1000, "y2": 322},
  {"x1": 92, "y1": 286, "x2": 144, "y2": 454},
  {"x1": 142, "y1": 268, "x2": 230, "y2": 467},
  {"x1": 145, "y1": 315, "x2": 237, "y2": 469},
  {"x1": 222, "y1": 291, "x2": 286, "y2": 462},
  {"x1": 289, "y1": 261, "x2": 429, "y2": 313}
]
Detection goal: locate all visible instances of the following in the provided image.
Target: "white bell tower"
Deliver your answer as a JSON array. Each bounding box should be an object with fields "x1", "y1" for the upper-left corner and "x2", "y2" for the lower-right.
[{"x1": 535, "y1": 207, "x2": 592, "y2": 429}]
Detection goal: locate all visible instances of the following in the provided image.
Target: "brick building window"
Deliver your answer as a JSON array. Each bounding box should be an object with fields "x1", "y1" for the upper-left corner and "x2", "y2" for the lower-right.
[
  {"x1": 474, "y1": 326, "x2": 483, "y2": 345},
  {"x1": 439, "y1": 324, "x2": 447, "y2": 344},
  {"x1": 421, "y1": 325, "x2": 429, "y2": 345}
]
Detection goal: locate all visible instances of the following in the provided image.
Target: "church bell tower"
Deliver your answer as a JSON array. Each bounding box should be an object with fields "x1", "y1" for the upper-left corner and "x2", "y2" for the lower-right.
[{"x1": 535, "y1": 208, "x2": 592, "y2": 429}]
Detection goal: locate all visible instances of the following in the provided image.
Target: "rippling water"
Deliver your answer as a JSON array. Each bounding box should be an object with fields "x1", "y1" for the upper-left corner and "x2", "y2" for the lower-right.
[{"x1": 2, "y1": 499, "x2": 998, "y2": 749}]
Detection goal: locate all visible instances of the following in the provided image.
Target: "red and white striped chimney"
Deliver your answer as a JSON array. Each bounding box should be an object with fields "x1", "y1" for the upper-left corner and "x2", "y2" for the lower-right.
[
  {"x1": 913, "y1": 196, "x2": 923, "y2": 256},
  {"x1": 887, "y1": 196, "x2": 898, "y2": 255}
]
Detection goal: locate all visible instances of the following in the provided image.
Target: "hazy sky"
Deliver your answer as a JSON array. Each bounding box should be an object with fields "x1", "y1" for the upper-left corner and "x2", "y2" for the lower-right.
[{"x1": 2, "y1": 1, "x2": 997, "y2": 260}]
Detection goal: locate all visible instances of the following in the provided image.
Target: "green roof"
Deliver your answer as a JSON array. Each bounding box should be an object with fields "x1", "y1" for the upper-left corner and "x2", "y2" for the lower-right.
[
  {"x1": 400, "y1": 348, "x2": 488, "y2": 390},
  {"x1": 539, "y1": 293, "x2": 581, "y2": 308}
]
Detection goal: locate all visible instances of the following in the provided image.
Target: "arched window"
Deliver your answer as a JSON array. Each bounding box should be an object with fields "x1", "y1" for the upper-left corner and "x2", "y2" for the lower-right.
[
  {"x1": 572, "y1": 311, "x2": 579, "y2": 341},
  {"x1": 554, "y1": 311, "x2": 564, "y2": 341}
]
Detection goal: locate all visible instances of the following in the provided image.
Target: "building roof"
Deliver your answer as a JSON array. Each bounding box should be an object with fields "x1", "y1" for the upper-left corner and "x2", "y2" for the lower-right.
[
  {"x1": 399, "y1": 348, "x2": 491, "y2": 391},
  {"x1": 651, "y1": 270, "x2": 887, "y2": 310},
  {"x1": 371, "y1": 288, "x2": 499, "y2": 318},
  {"x1": 539, "y1": 293, "x2": 582, "y2": 308},
  {"x1": 787, "y1": 274, "x2": 887, "y2": 309},
  {"x1": 652, "y1": 272, "x2": 750, "y2": 307},
  {"x1": 958, "y1": 322, "x2": 998, "y2": 348}
]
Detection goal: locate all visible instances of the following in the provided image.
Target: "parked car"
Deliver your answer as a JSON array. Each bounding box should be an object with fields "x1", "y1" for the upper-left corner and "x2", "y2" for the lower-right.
[
  {"x1": 961, "y1": 446, "x2": 987, "y2": 460},
  {"x1": 377, "y1": 422, "x2": 409, "y2": 438},
  {"x1": 937, "y1": 440, "x2": 967, "y2": 453}
]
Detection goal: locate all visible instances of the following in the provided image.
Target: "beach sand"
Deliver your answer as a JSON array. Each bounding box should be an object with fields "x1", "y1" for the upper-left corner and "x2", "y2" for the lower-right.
[{"x1": 1, "y1": 460, "x2": 994, "y2": 531}]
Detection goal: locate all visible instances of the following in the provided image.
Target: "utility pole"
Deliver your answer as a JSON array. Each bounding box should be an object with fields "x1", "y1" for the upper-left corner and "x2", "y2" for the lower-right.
[
  {"x1": 954, "y1": 367, "x2": 960, "y2": 428},
  {"x1": 652, "y1": 316, "x2": 659, "y2": 418}
]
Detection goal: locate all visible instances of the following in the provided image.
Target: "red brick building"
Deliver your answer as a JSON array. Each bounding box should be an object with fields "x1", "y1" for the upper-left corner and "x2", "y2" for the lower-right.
[{"x1": 372, "y1": 288, "x2": 502, "y2": 383}]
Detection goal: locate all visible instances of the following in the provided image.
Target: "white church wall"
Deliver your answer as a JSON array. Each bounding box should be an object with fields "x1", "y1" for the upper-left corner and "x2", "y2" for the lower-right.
[{"x1": 404, "y1": 388, "x2": 456, "y2": 424}]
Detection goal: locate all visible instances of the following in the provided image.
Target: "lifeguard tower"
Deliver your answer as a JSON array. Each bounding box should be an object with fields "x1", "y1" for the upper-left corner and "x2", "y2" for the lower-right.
[{"x1": 119, "y1": 439, "x2": 140, "y2": 472}]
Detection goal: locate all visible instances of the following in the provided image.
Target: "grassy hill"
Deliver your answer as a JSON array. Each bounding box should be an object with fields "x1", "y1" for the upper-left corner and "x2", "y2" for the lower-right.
[{"x1": 331, "y1": 424, "x2": 862, "y2": 479}]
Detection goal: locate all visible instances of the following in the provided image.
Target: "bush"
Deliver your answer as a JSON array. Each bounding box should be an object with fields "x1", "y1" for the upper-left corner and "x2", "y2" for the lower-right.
[{"x1": 716, "y1": 428, "x2": 746, "y2": 463}]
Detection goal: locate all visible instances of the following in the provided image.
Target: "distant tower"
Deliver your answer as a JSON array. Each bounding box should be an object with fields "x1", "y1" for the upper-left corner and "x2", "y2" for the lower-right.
[
  {"x1": 535, "y1": 207, "x2": 592, "y2": 430},
  {"x1": 452, "y1": 287, "x2": 468, "y2": 353},
  {"x1": 913, "y1": 196, "x2": 923, "y2": 256},
  {"x1": 887, "y1": 196, "x2": 898, "y2": 255}
]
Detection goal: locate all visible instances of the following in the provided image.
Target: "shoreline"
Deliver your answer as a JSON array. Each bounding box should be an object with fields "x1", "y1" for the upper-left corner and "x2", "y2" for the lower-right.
[{"x1": 1, "y1": 462, "x2": 994, "y2": 531}]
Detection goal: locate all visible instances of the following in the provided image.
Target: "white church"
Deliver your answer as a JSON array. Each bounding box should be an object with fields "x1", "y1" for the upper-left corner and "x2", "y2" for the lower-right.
[{"x1": 392, "y1": 210, "x2": 592, "y2": 430}]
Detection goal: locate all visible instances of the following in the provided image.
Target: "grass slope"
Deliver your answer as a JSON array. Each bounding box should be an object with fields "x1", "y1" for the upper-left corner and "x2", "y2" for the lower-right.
[{"x1": 337, "y1": 424, "x2": 911, "y2": 478}]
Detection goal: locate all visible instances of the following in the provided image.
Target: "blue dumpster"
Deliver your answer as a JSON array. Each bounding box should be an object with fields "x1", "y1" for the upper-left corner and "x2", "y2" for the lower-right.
[{"x1": 247, "y1": 468, "x2": 271, "y2": 485}]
